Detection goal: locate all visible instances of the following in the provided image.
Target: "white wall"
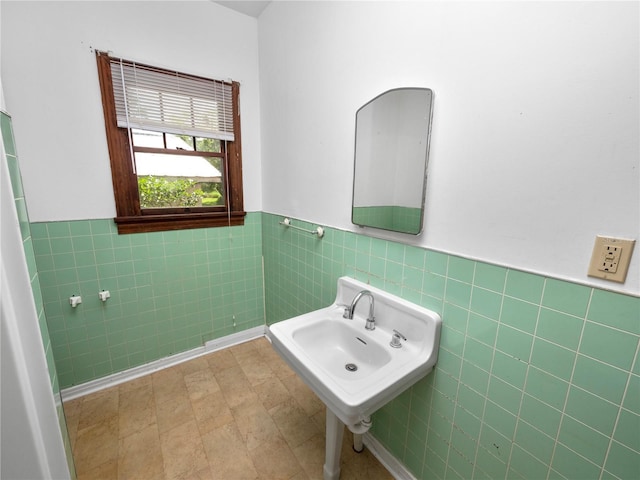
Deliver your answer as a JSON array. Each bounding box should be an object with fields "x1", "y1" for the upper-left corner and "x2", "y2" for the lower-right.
[
  {"x1": 259, "y1": 1, "x2": 640, "y2": 295},
  {"x1": 3, "y1": 1, "x2": 638, "y2": 295},
  {"x1": 1, "y1": 0, "x2": 262, "y2": 221}
]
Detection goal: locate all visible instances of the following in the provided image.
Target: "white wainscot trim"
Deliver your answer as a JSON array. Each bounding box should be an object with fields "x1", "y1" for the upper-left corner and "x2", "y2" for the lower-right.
[
  {"x1": 60, "y1": 326, "x2": 268, "y2": 401},
  {"x1": 363, "y1": 432, "x2": 417, "y2": 480}
]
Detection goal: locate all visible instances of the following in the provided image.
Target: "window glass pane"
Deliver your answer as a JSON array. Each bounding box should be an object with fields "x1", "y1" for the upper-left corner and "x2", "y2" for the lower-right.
[
  {"x1": 167, "y1": 133, "x2": 195, "y2": 151},
  {"x1": 195, "y1": 137, "x2": 222, "y2": 153},
  {"x1": 132, "y1": 129, "x2": 164, "y2": 148},
  {"x1": 134, "y1": 152, "x2": 224, "y2": 208}
]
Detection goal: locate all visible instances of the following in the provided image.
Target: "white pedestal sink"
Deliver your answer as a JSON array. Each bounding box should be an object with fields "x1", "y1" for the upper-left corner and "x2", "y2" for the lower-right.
[{"x1": 268, "y1": 276, "x2": 442, "y2": 480}]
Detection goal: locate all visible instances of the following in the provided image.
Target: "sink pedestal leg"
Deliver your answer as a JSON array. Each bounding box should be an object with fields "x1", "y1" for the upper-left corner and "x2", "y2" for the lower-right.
[
  {"x1": 353, "y1": 433, "x2": 364, "y2": 453},
  {"x1": 323, "y1": 409, "x2": 344, "y2": 480}
]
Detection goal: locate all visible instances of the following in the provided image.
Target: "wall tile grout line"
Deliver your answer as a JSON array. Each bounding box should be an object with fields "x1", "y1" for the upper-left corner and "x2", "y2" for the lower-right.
[
  {"x1": 500, "y1": 266, "x2": 531, "y2": 480},
  {"x1": 546, "y1": 286, "x2": 592, "y2": 479},
  {"x1": 600, "y1": 338, "x2": 640, "y2": 480}
]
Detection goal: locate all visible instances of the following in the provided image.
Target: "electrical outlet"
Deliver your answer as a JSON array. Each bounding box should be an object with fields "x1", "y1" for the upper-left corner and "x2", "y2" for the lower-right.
[
  {"x1": 588, "y1": 236, "x2": 635, "y2": 283},
  {"x1": 598, "y1": 245, "x2": 621, "y2": 273}
]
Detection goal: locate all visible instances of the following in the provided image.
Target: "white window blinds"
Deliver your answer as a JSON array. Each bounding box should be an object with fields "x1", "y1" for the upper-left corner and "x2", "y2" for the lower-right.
[{"x1": 110, "y1": 58, "x2": 234, "y2": 141}]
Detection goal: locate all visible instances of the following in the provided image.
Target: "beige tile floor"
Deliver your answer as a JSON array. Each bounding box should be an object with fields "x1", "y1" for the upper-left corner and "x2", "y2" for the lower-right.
[{"x1": 63, "y1": 337, "x2": 394, "y2": 480}]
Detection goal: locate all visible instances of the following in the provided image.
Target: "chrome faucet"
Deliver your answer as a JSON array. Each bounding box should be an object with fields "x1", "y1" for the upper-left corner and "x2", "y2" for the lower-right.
[{"x1": 343, "y1": 290, "x2": 376, "y2": 330}]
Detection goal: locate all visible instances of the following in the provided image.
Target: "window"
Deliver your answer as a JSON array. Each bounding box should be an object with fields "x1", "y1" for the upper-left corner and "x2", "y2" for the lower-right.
[{"x1": 95, "y1": 51, "x2": 244, "y2": 233}]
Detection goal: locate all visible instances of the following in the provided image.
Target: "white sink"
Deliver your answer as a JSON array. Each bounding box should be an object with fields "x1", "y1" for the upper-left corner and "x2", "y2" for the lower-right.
[
  {"x1": 270, "y1": 276, "x2": 442, "y2": 425},
  {"x1": 268, "y1": 276, "x2": 442, "y2": 480},
  {"x1": 292, "y1": 316, "x2": 392, "y2": 380}
]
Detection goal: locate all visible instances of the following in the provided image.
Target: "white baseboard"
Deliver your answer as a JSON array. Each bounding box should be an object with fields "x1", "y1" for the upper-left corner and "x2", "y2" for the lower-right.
[
  {"x1": 60, "y1": 325, "x2": 267, "y2": 402},
  {"x1": 363, "y1": 432, "x2": 417, "y2": 480}
]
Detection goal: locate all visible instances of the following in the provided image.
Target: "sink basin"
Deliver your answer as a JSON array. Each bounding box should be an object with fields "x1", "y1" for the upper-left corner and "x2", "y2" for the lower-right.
[
  {"x1": 268, "y1": 276, "x2": 442, "y2": 427},
  {"x1": 292, "y1": 316, "x2": 392, "y2": 381}
]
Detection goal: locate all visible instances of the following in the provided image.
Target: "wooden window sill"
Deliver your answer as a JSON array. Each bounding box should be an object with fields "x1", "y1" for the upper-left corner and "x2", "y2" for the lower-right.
[{"x1": 114, "y1": 211, "x2": 246, "y2": 234}]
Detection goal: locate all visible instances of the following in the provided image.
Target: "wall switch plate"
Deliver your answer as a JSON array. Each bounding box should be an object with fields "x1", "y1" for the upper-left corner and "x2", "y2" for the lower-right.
[{"x1": 588, "y1": 236, "x2": 635, "y2": 283}]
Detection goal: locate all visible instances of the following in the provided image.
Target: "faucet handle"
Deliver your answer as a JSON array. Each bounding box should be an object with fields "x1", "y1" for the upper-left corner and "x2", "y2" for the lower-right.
[
  {"x1": 390, "y1": 329, "x2": 407, "y2": 348},
  {"x1": 336, "y1": 303, "x2": 351, "y2": 319},
  {"x1": 393, "y1": 329, "x2": 407, "y2": 340}
]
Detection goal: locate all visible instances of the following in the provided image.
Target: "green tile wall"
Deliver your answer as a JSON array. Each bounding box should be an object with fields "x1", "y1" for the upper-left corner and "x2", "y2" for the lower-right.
[
  {"x1": 262, "y1": 212, "x2": 640, "y2": 480},
  {"x1": 1, "y1": 111, "x2": 76, "y2": 478},
  {"x1": 31, "y1": 213, "x2": 264, "y2": 388}
]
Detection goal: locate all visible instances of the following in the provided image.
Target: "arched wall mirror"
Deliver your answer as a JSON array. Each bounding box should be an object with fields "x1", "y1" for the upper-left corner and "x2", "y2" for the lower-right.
[{"x1": 352, "y1": 87, "x2": 434, "y2": 235}]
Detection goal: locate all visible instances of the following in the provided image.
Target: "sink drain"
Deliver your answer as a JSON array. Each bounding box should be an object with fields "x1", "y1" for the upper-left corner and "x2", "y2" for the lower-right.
[{"x1": 345, "y1": 363, "x2": 358, "y2": 372}]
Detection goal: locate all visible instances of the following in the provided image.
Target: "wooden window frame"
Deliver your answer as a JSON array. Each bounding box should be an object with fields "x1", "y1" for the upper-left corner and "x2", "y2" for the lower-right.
[{"x1": 95, "y1": 51, "x2": 245, "y2": 234}]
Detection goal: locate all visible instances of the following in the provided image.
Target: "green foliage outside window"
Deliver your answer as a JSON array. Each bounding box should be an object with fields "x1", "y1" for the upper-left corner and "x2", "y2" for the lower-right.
[
  {"x1": 138, "y1": 176, "x2": 204, "y2": 208},
  {"x1": 202, "y1": 190, "x2": 222, "y2": 205}
]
